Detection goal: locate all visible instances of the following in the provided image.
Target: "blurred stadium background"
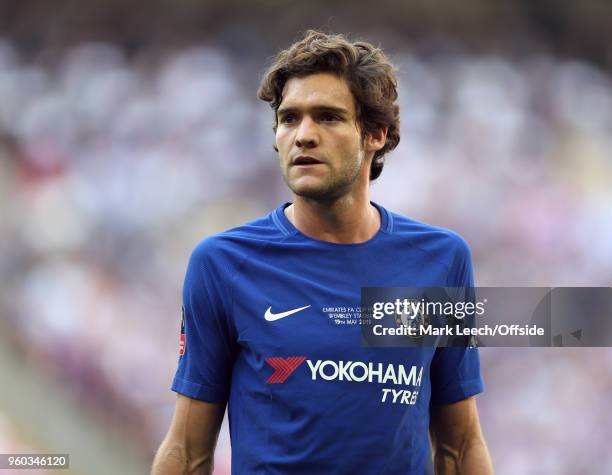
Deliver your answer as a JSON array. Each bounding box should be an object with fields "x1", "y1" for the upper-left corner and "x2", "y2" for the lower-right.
[{"x1": 1, "y1": 1, "x2": 611, "y2": 473}]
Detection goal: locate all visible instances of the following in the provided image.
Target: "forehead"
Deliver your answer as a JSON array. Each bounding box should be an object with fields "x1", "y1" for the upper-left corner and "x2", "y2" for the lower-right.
[{"x1": 279, "y1": 72, "x2": 356, "y2": 114}]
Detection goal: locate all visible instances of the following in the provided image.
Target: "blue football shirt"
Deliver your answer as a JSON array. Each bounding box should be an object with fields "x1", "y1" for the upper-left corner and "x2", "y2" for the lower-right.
[{"x1": 172, "y1": 202, "x2": 484, "y2": 474}]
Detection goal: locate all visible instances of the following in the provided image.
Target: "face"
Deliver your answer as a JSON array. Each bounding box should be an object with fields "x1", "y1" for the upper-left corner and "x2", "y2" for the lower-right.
[{"x1": 275, "y1": 72, "x2": 371, "y2": 201}]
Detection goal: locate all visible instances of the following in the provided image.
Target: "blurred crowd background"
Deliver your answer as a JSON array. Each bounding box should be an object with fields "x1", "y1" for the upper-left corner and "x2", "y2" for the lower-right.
[{"x1": 1, "y1": 1, "x2": 611, "y2": 474}]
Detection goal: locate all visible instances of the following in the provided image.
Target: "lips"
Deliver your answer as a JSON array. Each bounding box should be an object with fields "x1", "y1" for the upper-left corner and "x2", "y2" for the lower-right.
[{"x1": 293, "y1": 155, "x2": 322, "y2": 165}]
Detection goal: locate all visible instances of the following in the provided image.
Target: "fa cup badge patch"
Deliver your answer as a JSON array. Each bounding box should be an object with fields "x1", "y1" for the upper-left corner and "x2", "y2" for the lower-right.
[{"x1": 179, "y1": 305, "x2": 186, "y2": 356}]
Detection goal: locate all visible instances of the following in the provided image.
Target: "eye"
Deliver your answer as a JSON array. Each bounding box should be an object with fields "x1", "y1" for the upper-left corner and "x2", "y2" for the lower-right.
[
  {"x1": 279, "y1": 114, "x2": 297, "y2": 124},
  {"x1": 320, "y1": 112, "x2": 340, "y2": 122}
]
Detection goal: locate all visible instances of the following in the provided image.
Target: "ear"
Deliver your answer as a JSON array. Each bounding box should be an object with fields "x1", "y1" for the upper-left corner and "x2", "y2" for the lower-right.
[
  {"x1": 364, "y1": 126, "x2": 388, "y2": 153},
  {"x1": 273, "y1": 124, "x2": 279, "y2": 152}
]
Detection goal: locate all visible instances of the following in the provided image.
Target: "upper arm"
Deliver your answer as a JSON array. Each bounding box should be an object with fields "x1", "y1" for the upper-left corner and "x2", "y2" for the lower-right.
[
  {"x1": 156, "y1": 240, "x2": 234, "y2": 474},
  {"x1": 172, "y1": 239, "x2": 238, "y2": 403},
  {"x1": 155, "y1": 394, "x2": 226, "y2": 473}
]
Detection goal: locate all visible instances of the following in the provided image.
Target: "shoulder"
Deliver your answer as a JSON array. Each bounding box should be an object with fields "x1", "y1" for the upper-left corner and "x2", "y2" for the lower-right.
[
  {"x1": 188, "y1": 209, "x2": 288, "y2": 268},
  {"x1": 386, "y1": 209, "x2": 472, "y2": 260}
]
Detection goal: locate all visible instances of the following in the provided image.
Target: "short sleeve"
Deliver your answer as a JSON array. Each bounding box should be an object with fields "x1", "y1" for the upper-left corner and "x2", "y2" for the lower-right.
[
  {"x1": 429, "y1": 347, "x2": 483, "y2": 405},
  {"x1": 171, "y1": 239, "x2": 237, "y2": 403},
  {"x1": 431, "y1": 234, "x2": 484, "y2": 405}
]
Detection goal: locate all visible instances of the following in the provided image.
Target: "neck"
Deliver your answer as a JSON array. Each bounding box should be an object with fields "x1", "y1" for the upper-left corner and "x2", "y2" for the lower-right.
[{"x1": 285, "y1": 193, "x2": 380, "y2": 244}]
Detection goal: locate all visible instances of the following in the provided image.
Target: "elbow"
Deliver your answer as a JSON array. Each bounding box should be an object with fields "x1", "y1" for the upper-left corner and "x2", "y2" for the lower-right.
[
  {"x1": 432, "y1": 435, "x2": 493, "y2": 474},
  {"x1": 152, "y1": 442, "x2": 185, "y2": 474},
  {"x1": 152, "y1": 441, "x2": 214, "y2": 475},
  {"x1": 458, "y1": 436, "x2": 494, "y2": 473}
]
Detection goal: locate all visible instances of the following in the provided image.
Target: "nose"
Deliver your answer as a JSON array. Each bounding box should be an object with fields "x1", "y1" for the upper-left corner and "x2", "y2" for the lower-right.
[{"x1": 295, "y1": 116, "x2": 319, "y2": 149}]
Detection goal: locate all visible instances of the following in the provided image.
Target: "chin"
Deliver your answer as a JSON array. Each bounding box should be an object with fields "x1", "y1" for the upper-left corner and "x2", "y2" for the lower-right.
[
  {"x1": 291, "y1": 182, "x2": 348, "y2": 202},
  {"x1": 288, "y1": 176, "x2": 323, "y2": 193},
  {"x1": 291, "y1": 184, "x2": 327, "y2": 199}
]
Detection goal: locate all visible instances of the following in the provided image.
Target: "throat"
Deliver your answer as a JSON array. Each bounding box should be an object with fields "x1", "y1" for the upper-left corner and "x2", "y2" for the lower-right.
[{"x1": 285, "y1": 200, "x2": 380, "y2": 244}]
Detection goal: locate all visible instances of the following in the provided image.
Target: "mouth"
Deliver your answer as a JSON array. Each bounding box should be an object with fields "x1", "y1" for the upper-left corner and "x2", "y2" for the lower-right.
[{"x1": 293, "y1": 155, "x2": 323, "y2": 166}]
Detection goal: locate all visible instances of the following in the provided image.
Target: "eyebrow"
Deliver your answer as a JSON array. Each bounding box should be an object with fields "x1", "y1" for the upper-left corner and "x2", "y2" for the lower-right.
[{"x1": 276, "y1": 105, "x2": 350, "y2": 116}]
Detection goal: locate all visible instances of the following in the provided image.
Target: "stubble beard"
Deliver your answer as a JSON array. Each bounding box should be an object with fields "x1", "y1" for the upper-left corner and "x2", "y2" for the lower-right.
[{"x1": 283, "y1": 158, "x2": 363, "y2": 203}]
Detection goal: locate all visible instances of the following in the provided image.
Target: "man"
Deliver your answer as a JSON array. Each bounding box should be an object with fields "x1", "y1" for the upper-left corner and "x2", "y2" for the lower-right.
[{"x1": 152, "y1": 30, "x2": 493, "y2": 474}]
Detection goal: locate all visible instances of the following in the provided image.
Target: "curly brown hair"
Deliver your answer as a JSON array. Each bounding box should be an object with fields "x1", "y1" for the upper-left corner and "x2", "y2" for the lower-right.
[{"x1": 258, "y1": 29, "x2": 400, "y2": 181}]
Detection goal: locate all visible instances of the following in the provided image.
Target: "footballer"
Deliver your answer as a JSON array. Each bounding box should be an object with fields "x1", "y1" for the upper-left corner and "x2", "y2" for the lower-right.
[{"x1": 152, "y1": 30, "x2": 494, "y2": 474}]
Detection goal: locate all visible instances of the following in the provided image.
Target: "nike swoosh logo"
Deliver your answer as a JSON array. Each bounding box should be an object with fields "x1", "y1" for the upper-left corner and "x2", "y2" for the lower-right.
[{"x1": 264, "y1": 305, "x2": 311, "y2": 322}]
